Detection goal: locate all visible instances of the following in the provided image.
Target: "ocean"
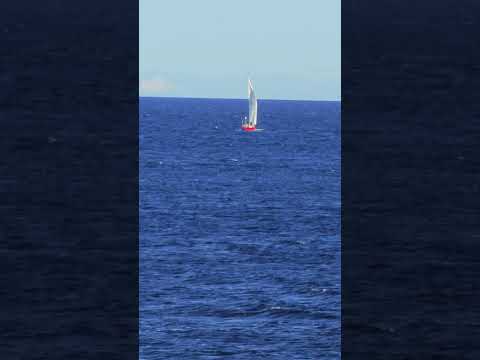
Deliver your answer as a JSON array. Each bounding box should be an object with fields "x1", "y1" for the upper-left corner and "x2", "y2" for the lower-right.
[{"x1": 140, "y1": 97, "x2": 340, "y2": 359}]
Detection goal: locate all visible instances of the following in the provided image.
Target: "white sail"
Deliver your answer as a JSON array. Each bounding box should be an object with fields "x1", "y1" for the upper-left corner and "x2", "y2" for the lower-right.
[{"x1": 248, "y1": 78, "x2": 257, "y2": 126}]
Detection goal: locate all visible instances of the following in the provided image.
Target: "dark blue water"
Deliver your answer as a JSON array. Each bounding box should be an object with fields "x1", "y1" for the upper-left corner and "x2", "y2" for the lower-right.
[{"x1": 140, "y1": 97, "x2": 340, "y2": 359}]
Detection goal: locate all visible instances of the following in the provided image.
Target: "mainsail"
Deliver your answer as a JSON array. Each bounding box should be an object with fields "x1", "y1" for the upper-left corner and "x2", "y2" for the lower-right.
[{"x1": 248, "y1": 78, "x2": 257, "y2": 126}]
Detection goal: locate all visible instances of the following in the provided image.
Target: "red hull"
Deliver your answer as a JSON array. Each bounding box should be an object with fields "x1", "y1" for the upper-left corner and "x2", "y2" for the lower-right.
[{"x1": 241, "y1": 125, "x2": 256, "y2": 132}]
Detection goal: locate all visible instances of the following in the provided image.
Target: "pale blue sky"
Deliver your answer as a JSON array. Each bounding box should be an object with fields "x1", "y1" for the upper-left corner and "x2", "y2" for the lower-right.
[{"x1": 140, "y1": 0, "x2": 340, "y2": 100}]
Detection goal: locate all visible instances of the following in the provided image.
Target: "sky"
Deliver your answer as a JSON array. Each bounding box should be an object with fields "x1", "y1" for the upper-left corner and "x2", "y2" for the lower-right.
[{"x1": 140, "y1": 0, "x2": 340, "y2": 101}]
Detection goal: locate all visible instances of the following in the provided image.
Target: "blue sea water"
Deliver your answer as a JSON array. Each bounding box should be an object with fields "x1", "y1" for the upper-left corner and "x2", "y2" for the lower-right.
[{"x1": 140, "y1": 97, "x2": 340, "y2": 359}]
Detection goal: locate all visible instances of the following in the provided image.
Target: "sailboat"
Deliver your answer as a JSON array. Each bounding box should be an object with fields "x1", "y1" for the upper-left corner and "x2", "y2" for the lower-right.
[{"x1": 241, "y1": 78, "x2": 258, "y2": 131}]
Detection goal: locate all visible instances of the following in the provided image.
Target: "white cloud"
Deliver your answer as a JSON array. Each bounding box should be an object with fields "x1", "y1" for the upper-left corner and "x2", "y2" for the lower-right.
[{"x1": 139, "y1": 79, "x2": 174, "y2": 94}]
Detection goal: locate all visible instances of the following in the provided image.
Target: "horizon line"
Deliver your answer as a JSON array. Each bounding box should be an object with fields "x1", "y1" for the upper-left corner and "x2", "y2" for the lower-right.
[{"x1": 139, "y1": 95, "x2": 341, "y2": 102}]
